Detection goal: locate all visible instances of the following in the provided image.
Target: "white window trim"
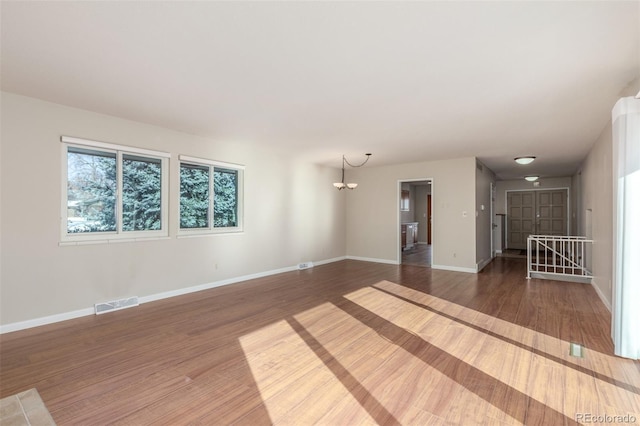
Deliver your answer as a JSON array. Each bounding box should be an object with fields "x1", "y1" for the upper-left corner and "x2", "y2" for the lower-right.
[
  {"x1": 62, "y1": 136, "x2": 171, "y2": 159},
  {"x1": 178, "y1": 154, "x2": 244, "y2": 236},
  {"x1": 179, "y1": 155, "x2": 245, "y2": 170},
  {"x1": 61, "y1": 136, "x2": 170, "y2": 244}
]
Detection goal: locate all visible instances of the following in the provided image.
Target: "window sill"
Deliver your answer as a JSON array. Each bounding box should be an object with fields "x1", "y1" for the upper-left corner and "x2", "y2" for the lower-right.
[
  {"x1": 60, "y1": 236, "x2": 171, "y2": 246},
  {"x1": 177, "y1": 230, "x2": 244, "y2": 239}
]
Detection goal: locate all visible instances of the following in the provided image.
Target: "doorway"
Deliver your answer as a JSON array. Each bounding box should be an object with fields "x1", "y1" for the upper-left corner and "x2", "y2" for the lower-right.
[
  {"x1": 506, "y1": 188, "x2": 569, "y2": 250},
  {"x1": 490, "y1": 182, "x2": 496, "y2": 258},
  {"x1": 398, "y1": 179, "x2": 433, "y2": 267}
]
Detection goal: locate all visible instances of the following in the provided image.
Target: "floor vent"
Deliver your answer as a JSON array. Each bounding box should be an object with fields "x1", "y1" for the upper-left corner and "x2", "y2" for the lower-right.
[
  {"x1": 95, "y1": 296, "x2": 139, "y2": 315},
  {"x1": 569, "y1": 342, "x2": 585, "y2": 358},
  {"x1": 298, "y1": 262, "x2": 314, "y2": 270}
]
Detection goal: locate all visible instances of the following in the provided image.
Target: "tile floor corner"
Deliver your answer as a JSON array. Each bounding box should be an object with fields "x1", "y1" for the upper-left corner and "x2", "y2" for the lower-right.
[{"x1": 0, "y1": 389, "x2": 56, "y2": 426}]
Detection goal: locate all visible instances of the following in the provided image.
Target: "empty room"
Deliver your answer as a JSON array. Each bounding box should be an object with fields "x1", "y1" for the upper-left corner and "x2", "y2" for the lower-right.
[{"x1": 1, "y1": 1, "x2": 639, "y2": 425}]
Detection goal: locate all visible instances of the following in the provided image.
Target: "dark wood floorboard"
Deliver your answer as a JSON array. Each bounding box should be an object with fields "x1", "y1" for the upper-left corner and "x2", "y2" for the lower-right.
[
  {"x1": 1, "y1": 258, "x2": 638, "y2": 425},
  {"x1": 401, "y1": 244, "x2": 431, "y2": 267}
]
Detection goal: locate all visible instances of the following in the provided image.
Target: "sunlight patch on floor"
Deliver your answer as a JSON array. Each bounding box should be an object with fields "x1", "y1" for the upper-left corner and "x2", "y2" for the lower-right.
[
  {"x1": 237, "y1": 283, "x2": 640, "y2": 424},
  {"x1": 238, "y1": 308, "x2": 376, "y2": 424},
  {"x1": 373, "y1": 280, "x2": 640, "y2": 387},
  {"x1": 238, "y1": 301, "x2": 484, "y2": 424},
  {"x1": 347, "y1": 282, "x2": 640, "y2": 421}
]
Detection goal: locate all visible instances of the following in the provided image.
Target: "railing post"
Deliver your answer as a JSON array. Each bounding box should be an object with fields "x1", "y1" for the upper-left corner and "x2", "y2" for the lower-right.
[
  {"x1": 581, "y1": 239, "x2": 585, "y2": 276},
  {"x1": 527, "y1": 235, "x2": 532, "y2": 279}
]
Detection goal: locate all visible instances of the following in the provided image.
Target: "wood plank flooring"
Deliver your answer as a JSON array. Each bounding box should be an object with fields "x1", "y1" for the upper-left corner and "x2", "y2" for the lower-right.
[
  {"x1": 401, "y1": 244, "x2": 431, "y2": 267},
  {"x1": 1, "y1": 258, "x2": 639, "y2": 425}
]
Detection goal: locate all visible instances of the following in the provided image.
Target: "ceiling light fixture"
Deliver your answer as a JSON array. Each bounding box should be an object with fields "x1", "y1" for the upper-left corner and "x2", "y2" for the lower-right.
[
  {"x1": 333, "y1": 153, "x2": 372, "y2": 190},
  {"x1": 515, "y1": 156, "x2": 536, "y2": 165},
  {"x1": 525, "y1": 176, "x2": 539, "y2": 182}
]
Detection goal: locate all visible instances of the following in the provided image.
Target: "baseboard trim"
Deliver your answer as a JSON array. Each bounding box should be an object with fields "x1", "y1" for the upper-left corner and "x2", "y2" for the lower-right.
[
  {"x1": 476, "y1": 258, "x2": 492, "y2": 272},
  {"x1": 139, "y1": 267, "x2": 299, "y2": 305},
  {"x1": 591, "y1": 279, "x2": 612, "y2": 312},
  {"x1": 0, "y1": 307, "x2": 95, "y2": 335},
  {"x1": 314, "y1": 256, "x2": 347, "y2": 266},
  {"x1": 0, "y1": 256, "x2": 347, "y2": 334},
  {"x1": 346, "y1": 256, "x2": 400, "y2": 265},
  {"x1": 432, "y1": 264, "x2": 477, "y2": 274}
]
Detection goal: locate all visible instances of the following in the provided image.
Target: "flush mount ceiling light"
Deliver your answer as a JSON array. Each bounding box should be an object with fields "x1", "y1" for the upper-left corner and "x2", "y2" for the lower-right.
[
  {"x1": 515, "y1": 156, "x2": 536, "y2": 165},
  {"x1": 333, "y1": 153, "x2": 372, "y2": 190},
  {"x1": 525, "y1": 176, "x2": 539, "y2": 182}
]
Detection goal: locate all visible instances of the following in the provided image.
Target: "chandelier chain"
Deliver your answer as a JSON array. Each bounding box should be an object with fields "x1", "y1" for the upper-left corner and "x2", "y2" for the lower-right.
[{"x1": 343, "y1": 153, "x2": 371, "y2": 168}]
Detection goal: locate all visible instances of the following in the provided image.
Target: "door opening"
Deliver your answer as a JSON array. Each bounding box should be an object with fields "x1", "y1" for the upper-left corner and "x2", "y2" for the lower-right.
[{"x1": 399, "y1": 179, "x2": 433, "y2": 267}]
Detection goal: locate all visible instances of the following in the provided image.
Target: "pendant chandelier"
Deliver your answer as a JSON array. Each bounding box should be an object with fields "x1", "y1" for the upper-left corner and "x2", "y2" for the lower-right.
[{"x1": 333, "y1": 153, "x2": 372, "y2": 190}]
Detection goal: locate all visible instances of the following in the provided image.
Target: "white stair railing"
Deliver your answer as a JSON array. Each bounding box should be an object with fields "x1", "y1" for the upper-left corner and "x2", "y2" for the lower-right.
[{"x1": 526, "y1": 235, "x2": 593, "y2": 280}]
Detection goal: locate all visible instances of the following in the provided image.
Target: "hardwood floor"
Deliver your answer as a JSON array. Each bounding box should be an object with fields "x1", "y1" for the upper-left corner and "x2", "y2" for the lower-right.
[
  {"x1": 1, "y1": 258, "x2": 638, "y2": 425},
  {"x1": 402, "y1": 244, "x2": 431, "y2": 267}
]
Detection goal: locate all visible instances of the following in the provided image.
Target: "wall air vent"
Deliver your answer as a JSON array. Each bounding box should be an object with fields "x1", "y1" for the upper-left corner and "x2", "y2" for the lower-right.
[{"x1": 95, "y1": 296, "x2": 139, "y2": 315}]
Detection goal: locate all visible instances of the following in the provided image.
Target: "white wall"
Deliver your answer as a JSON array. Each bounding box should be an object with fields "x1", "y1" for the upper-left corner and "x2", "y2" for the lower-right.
[
  {"x1": 0, "y1": 92, "x2": 347, "y2": 327},
  {"x1": 345, "y1": 157, "x2": 476, "y2": 271},
  {"x1": 577, "y1": 122, "x2": 614, "y2": 309},
  {"x1": 573, "y1": 78, "x2": 640, "y2": 310}
]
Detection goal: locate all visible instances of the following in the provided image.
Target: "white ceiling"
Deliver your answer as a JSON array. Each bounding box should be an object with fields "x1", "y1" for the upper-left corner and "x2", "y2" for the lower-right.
[{"x1": 1, "y1": 1, "x2": 638, "y2": 179}]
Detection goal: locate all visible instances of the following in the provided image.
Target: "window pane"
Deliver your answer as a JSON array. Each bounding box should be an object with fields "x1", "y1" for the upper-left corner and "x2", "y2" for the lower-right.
[
  {"x1": 214, "y1": 168, "x2": 238, "y2": 227},
  {"x1": 67, "y1": 148, "x2": 117, "y2": 233},
  {"x1": 180, "y1": 163, "x2": 210, "y2": 228},
  {"x1": 122, "y1": 154, "x2": 162, "y2": 231}
]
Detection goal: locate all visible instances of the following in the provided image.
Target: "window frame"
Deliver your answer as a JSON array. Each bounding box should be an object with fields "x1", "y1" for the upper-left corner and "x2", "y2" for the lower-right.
[
  {"x1": 61, "y1": 136, "x2": 170, "y2": 245},
  {"x1": 178, "y1": 154, "x2": 244, "y2": 236}
]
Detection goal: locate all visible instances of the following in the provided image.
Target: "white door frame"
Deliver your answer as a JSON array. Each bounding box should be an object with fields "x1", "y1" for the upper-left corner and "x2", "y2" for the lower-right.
[
  {"x1": 397, "y1": 178, "x2": 433, "y2": 265},
  {"x1": 491, "y1": 182, "x2": 496, "y2": 258}
]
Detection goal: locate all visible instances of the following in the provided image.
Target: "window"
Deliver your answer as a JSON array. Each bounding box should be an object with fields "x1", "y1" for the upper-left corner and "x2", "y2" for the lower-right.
[
  {"x1": 179, "y1": 155, "x2": 244, "y2": 234},
  {"x1": 62, "y1": 136, "x2": 169, "y2": 243},
  {"x1": 400, "y1": 189, "x2": 410, "y2": 211}
]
